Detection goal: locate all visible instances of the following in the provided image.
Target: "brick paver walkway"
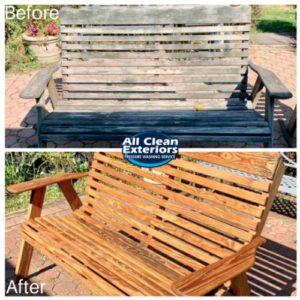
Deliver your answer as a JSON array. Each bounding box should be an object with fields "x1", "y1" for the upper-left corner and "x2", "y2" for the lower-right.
[
  {"x1": 5, "y1": 45, "x2": 296, "y2": 148},
  {"x1": 5, "y1": 198, "x2": 296, "y2": 296}
]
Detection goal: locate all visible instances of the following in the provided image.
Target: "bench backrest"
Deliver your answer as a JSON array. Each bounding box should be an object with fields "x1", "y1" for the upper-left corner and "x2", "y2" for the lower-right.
[
  {"x1": 83, "y1": 152, "x2": 284, "y2": 265},
  {"x1": 60, "y1": 6, "x2": 251, "y2": 110}
]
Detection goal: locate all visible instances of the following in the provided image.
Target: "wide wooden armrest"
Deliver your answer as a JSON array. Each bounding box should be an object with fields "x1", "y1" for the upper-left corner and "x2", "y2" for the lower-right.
[
  {"x1": 7, "y1": 172, "x2": 88, "y2": 194},
  {"x1": 172, "y1": 236, "x2": 266, "y2": 296},
  {"x1": 19, "y1": 63, "x2": 59, "y2": 99},
  {"x1": 249, "y1": 62, "x2": 292, "y2": 99}
]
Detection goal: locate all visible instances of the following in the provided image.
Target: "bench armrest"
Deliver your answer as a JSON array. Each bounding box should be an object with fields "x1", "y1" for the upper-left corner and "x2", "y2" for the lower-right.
[
  {"x1": 7, "y1": 172, "x2": 88, "y2": 194},
  {"x1": 172, "y1": 236, "x2": 265, "y2": 296},
  {"x1": 249, "y1": 62, "x2": 292, "y2": 100},
  {"x1": 19, "y1": 63, "x2": 59, "y2": 99}
]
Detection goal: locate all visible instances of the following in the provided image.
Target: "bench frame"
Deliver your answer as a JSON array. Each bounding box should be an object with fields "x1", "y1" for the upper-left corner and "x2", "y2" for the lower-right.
[
  {"x1": 20, "y1": 60, "x2": 292, "y2": 148},
  {"x1": 8, "y1": 152, "x2": 285, "y2": 296},
  {"x1": 19, "y1": 6, "x2": 292, "y2": 148}
]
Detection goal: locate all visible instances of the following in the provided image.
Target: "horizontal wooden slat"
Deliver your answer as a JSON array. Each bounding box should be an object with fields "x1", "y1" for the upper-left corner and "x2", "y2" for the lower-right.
[
  {"x1": 63, "y1": 83, "x2": 246, "y2": 92},
  {"x1": 78, "y1": 205, "x2": 204, "y2": 271},
  {"x1": 47, "y1": 217, "x2": 180, "y2": 290},
  {"x1": 36, "y1": 218, "x2": 172, "y2": 295},
  {"x1": 40, "y1": 133, "x2": 270, "y2": 143},
  {"x1": 73, "y1": 210, "x2": 200, "y2": 273},
  {"x1": 183, "y1": 153, "x2": 280, "y2": 179},
  {"x1": 62, "y1": 35, "x2": 249, "y2": 43},
  {"x1": 62, "y1": 36, "x2": 248, "y2": 49},
  {"x1": 63, "y1": 67, "x2": 247, "y2": 76},
  {"x1": 41, "y1": 124, "x2": 269, "y2": 135},
  {"x1": 86, "y1": 186, "x2": 223, "y2": 263},
  {"x1": 102, "y1": 153, "x2": 267, "y2": 206},
  {"x1": 92, "y1": 153, "x2": 257, "y2": 240},
  {"x1": 62, "y1": 75, "x2": 244, "y2": 84},
  {"x1": 53, "y1": 99, "x2": 252, "y2": 112},
  {"x1": 61, "y1": 52, "x2": 249, "y2": 61},
  {"x1": 63, "y1": 92, "x2": 247, "y2": 100},
  {"x1": 21, "y1": 226, "x2": 124, "y2": 295},
  {"x1": 61, "y1": 59, "x2": 247, "y2": 67},
  {"x1": 62, "y1": 50, "x2": 248, "y2": 59},
  {"x1": 169, "y1": 155, "x2": 271, "y2": 193},
  {"x1": 60, "y1": 6, "x2": 251, "y2": 25},
  {"x1": 61, "y1": 24, "x2": 251, "y2": 34},
  {"x1": 89, "y1": 161, "x2": 259, "y2": 231}
]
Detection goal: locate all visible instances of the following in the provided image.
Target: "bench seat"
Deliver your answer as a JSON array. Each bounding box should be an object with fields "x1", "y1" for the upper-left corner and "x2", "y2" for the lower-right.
[
  {"x1": 21, "y1": 209, "x2": 230, "y2": 296},
  {"x1": 40, "y1": 109, "x2": 270, "y2": 145}
]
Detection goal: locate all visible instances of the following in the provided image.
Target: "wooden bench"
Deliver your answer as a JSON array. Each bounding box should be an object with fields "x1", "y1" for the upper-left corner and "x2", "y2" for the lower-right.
[
  {"x1": 20, "y1": 6, "x2": 292, "y2": 148},
  {"x1": 8, "y1": 152, "x2": 284, "y2": 295}
]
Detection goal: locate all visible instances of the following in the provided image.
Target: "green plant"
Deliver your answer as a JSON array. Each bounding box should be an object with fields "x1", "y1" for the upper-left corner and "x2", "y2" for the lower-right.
[
  {"x1": 5, "y1": 5, "x2": 61, "y2": 72},
  {"x1": 251, "y1": 5, "x2": 296, "y2": 34},
  {"x1": 5, "y1": 152, "x2": 92, "y2": 214}
]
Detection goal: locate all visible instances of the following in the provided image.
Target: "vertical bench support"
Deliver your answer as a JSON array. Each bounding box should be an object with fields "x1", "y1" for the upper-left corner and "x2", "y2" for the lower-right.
[
  {"x1": 231, "y1": 271, "x2": 251, "y2": 296},
  {"x1": 14, "y1": 187, "x2": 46, "y2": 282},
  {"x1": 264, "y1": 91, "x2": 275, "y2": 148}
]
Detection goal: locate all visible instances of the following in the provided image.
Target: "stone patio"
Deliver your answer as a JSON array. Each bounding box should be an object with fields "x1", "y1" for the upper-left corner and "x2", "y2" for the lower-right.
[
  {"x1": 5, "y1": 43, "x2": 296, "y2": 148},
  {"x1": 5, "y1": 197, "x2": 296, "y2": 296}
]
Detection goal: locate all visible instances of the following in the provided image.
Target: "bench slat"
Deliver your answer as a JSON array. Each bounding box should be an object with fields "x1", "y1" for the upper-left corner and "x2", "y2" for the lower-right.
[
  {"x1": 64, "y1": 83, "x2": 246, "y2": 92},
  {"x1": 61, "y1": 24, "x2": 250, "y2": 34},
  {"x1": 183, "y1": 153, "x2": 279, "y2": 179},
  {"x1": 62, "y1": 59, "x2": 247, "y2": 68},
  {"x1": 63, "y1": 67, "x2": 247, "y2": 76},
  {"x1": 90, "y1": 161, "x2": 260, "y2": 232},
  {"x1": 72, "y1": 211, "x2": 193, "y2": 275},
  {"x1": 36, "y1": 218, "x2": 171, "y2": 296},
  {"x1": 60, "y1": 6, "x2": 251, "y2": 25},
  {"x1": 78, "y1": 205, "x2": 205, "y2": 271},
  {"x1": 62, "y1": 50, "x2": 249, "y2": 59},
  {"x1": 63, "y1": 92, "x2": 247, "y2": 100}
]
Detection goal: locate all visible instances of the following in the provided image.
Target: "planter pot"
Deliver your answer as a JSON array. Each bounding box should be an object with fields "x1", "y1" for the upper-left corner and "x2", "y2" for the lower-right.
[{"x1": 22, "y1": 34, "x2": 61, "y2": 64}]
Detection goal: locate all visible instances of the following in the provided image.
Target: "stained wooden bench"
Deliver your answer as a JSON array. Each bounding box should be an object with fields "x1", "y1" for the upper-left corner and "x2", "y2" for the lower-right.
[
  {"x1": 19, "y1": 5, "x2": 292, "y2": 148},
  {"x1": 8, "y1": 152, "x2": 284, "y2": 295}
]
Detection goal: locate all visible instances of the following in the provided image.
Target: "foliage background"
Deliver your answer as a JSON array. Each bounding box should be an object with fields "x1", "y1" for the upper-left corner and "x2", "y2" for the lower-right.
[
  {"x1": 5, "y1": 5, "x2": 62, "y2": 72},
  {"x1": 5, "y1": 152, "x2": 92, "y2": 214}
]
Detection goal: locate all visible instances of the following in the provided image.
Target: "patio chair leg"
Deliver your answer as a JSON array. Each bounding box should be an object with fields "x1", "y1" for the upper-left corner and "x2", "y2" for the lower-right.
[
  {"x1": 230, "y1": 272, "x2": 251, "y2": 296},
  {"x1": 14, "y1": 240, "x2": 34, "y2": 282}
]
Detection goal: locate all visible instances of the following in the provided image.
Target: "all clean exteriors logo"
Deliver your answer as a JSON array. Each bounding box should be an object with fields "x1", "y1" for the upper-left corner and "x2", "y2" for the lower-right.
[{"x1": 122, "y1": 131, "x2": 179, "y2": 168}]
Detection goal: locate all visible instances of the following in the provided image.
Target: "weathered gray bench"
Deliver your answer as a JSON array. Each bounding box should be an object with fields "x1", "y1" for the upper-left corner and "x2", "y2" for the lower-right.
[{"x1": 20, "y1": 5, "x2": 292, "y2": 147}]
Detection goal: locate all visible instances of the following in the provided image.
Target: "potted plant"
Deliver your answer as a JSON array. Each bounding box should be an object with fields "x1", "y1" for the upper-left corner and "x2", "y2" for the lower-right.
[{"x1": 22, "y1": 20, "x2": 60, "y2": 64}]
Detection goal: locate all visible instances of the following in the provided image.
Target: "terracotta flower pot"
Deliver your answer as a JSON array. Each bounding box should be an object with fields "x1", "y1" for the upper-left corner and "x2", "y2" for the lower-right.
[{"x1": 22, "y1": 34, "x2": 61, "y2": 64}]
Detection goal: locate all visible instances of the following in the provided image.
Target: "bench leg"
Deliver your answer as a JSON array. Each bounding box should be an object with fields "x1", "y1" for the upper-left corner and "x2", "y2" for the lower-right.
[
  {"x1": 14, "y1": 187, "x2": 46, "y2": 282},
  {"x1": 37, "y1": 136, "x2": 47, "y2": 148},
  {"x1": 264, "y1": 139, "x2": 273, "y2": 148},
  {"x1": 230, "y1": 272, "x2": 251, "y2": 296},
  {"x1": 14, "y1": 240, "x2": 34, "y2": 282}
]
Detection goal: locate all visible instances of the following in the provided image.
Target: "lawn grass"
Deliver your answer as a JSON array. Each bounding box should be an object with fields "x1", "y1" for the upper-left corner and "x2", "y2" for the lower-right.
[
  {"x1": 254, "y1": 5, "x2": 296, "y2": 34},
  {"x1": 5, "y1": 178, "x2": 87, "y2": 215}
]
